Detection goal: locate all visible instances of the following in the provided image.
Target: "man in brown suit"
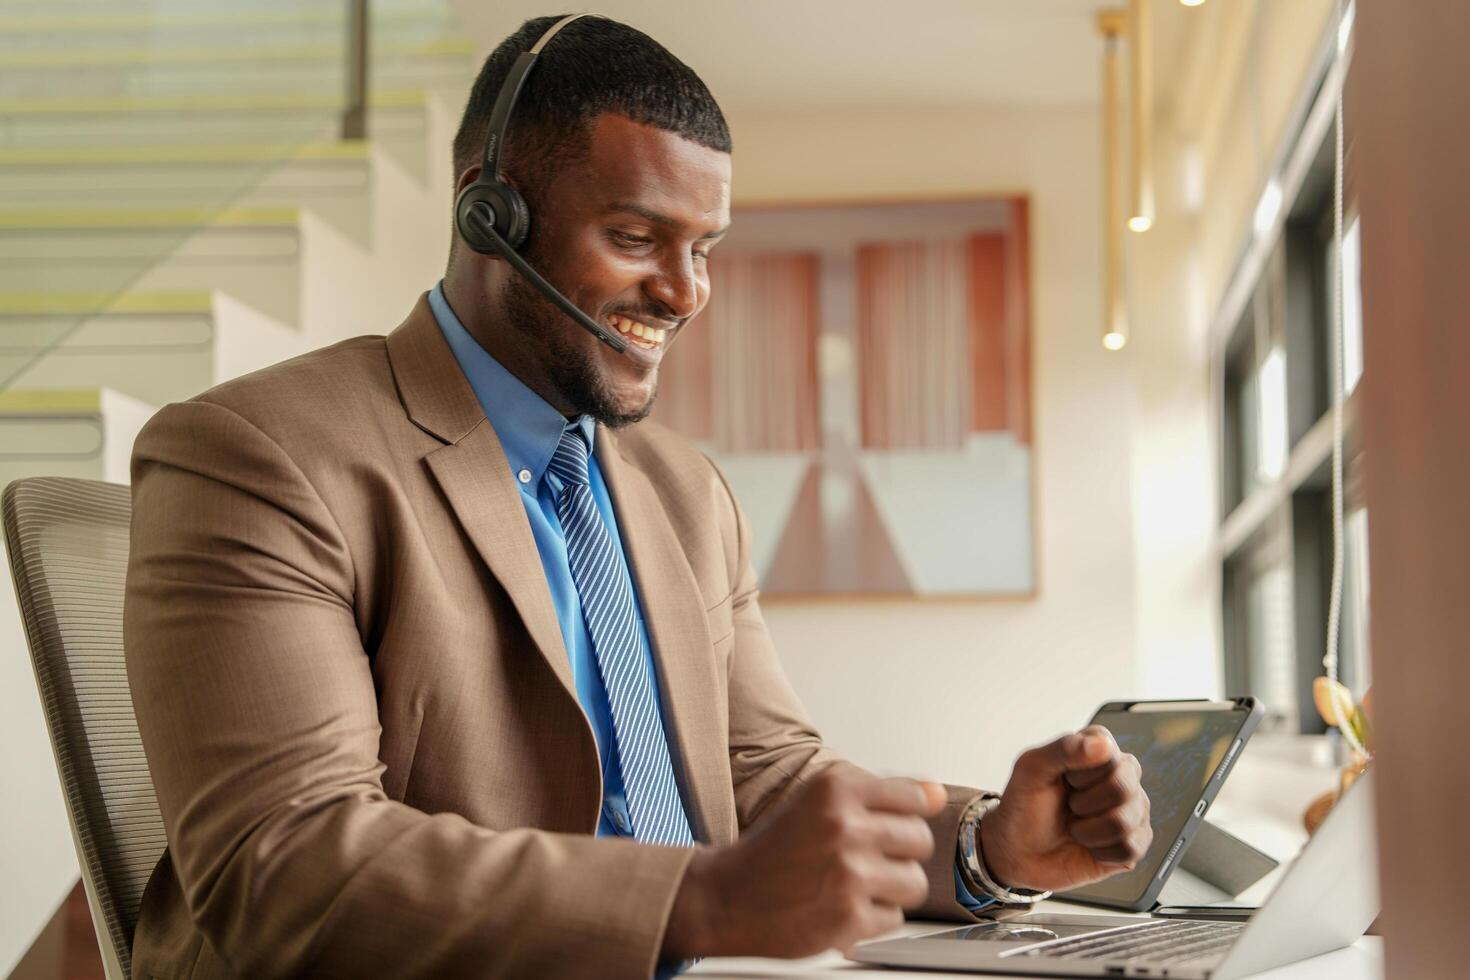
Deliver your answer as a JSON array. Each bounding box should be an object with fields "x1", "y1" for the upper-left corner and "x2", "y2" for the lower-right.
[{"x1": 124, "y1": 15, "x2": 1151, "y2": 979}]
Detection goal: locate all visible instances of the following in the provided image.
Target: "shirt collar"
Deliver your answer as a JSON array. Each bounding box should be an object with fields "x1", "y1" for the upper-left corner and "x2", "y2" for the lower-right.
[{"x1": 428, "y1": 281, "x2": 596, "y2": 489}]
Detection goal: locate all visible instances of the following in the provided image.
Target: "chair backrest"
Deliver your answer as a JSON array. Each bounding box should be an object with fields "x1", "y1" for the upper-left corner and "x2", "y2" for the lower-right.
[{"x1": 3, "y1": 477, "x2": 165, "y2": 980}]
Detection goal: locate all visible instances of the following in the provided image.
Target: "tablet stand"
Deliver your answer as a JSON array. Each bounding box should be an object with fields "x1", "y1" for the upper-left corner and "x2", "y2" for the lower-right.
[{"x1": 1155, "y1": 819, "x2": 1279, "y2": 907}]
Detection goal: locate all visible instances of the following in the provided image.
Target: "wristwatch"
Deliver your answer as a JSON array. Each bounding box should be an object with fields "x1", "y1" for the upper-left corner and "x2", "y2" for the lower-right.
[{"x1": 957, "y1": 793, "x2": 1052, "y2": 906}]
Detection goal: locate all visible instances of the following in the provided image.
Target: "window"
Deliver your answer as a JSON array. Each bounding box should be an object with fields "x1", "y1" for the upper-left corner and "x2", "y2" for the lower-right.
[
  {"x1": 1223, "y1": 524, "x2": 1299, "y2": 732},
  {"x1": 1247, "y1": 564, "x2": 1298, "y2": 729},
  {"x1": 1340, "y1": 506, "x2": 1371, "y2": 691},
  {"x1": 1215, "y1": 50, "x2": 1369, "y2": 735},
  {"x1": 1340, "y1": 218, "x2": 1364, "y2": 394},
  {"x1": 1220, "y1": 256, "x2": 1290, "y2": 515}
]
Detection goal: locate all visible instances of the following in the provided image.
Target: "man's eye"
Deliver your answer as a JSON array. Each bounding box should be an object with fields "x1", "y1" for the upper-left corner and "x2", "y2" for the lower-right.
[
  {"x1": 693, "y1": 251, "x2": 711, "y2": 262},
  {"x1": 611, "y1": 231, "x2": 652, "y2": 248}
]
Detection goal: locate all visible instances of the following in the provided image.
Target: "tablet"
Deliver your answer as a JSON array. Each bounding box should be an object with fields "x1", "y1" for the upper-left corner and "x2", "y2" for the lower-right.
[{"x1": 1058, "y1": 697, "x2": 1263, "y2": 912}]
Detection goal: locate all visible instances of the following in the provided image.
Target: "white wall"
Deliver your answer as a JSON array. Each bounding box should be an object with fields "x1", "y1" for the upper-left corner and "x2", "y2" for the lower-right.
[
  {"x1": 1126, "y1": 129, "x2": 1221, "y2": 702},
  {"x1": 726, "y1": 105, "x2": 1205, "y2": 791}
]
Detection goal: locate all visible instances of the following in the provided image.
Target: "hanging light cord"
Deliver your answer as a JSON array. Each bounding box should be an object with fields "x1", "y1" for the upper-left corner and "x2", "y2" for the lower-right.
[{"x1": 1324, "y1": 0, "x2": 1366, "y2": 758}]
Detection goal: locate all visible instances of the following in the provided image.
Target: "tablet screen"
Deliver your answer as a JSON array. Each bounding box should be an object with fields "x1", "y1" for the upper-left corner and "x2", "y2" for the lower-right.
[{"x1": 1062, "y1": 703, "x2": 1254, "y2": 907}]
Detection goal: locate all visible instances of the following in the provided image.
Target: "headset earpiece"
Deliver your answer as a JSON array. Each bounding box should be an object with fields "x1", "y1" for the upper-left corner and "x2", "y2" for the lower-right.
[{"x1": 454, "y1": 178, "x2": 531, "y2": 255}]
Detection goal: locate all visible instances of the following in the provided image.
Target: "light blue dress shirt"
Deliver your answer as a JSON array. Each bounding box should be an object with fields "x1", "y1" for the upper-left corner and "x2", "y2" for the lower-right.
[{"x1": 428, "y1": 281, "x2": 992, "y2": 913}]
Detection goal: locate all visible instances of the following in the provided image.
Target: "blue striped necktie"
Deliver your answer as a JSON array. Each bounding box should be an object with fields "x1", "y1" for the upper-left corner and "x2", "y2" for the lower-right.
[{"x1": 547, "y1": 425, "x2": 694, "y2": 847}]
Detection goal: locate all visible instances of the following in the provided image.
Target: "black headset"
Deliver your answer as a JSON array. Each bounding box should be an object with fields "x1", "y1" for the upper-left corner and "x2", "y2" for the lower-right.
[{"x1": 454, "y1": 13, "x2": 630, "y2": 353}]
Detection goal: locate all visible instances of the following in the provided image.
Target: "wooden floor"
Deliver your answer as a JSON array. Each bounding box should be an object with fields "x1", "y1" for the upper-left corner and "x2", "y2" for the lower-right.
[{"x1": 8, "y1": 881, "x2": 105, "y2": 980}]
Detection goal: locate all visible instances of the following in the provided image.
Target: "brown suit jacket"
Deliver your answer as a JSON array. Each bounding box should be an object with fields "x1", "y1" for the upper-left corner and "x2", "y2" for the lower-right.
[{"x1": 124, "y1": 295, "x2": 982, "y2": 979}]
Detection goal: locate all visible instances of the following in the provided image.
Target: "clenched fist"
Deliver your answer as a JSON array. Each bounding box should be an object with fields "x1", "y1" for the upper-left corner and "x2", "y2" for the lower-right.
[
  {"x1": 979, "y1": 725, "x2": 1152, "y2": 893},
  {"x1": 662, "y1": 767, "x2": 945, "y2": 961}
]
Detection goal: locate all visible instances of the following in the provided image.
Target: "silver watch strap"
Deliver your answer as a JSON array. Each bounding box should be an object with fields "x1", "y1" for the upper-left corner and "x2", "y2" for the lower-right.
[{"x1": 958, "y1": 793, "x2": 1052, "y2": 906}]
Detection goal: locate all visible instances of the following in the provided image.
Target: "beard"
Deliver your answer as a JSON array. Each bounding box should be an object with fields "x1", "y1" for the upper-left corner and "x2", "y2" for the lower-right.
[{"x1": 500, "y1": 254, "x2": 657, "y2": 429}]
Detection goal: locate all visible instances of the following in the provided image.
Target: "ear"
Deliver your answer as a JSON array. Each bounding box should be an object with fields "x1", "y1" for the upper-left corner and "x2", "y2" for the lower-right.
[
  {"x1": 455, "y1": 165, "x2": 483, "y2": 196},
  {"x1": 455, "y1": 166, "x2": 525, "y2": 198}
]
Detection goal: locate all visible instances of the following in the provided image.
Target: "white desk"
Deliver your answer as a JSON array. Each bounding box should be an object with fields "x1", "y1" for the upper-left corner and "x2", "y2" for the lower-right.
[{"x1": 690, "y1": 909, "x2": 1383, "y2": 979}]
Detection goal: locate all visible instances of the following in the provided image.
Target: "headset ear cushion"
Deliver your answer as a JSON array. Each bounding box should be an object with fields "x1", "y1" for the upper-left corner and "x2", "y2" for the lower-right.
[
  {"x1": 498, "y1": 183, "x2": 531, "y2": 250},
  {"x1": 455, "y1": 180, "x2": 532, "y2": 254}
]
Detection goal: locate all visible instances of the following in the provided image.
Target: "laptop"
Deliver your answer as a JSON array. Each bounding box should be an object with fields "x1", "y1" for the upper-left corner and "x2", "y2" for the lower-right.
[{"x1": 850, "y1": 768, "x2": 1378, "y2": 979}]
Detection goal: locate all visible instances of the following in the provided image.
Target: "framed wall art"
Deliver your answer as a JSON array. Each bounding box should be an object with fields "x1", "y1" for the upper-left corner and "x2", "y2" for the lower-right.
[{"x1": 654, "y1": 195, "x2": 1035, "y2": 598}]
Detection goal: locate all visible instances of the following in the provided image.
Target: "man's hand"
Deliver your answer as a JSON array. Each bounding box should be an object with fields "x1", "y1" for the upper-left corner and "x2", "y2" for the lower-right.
[
  {"x1": 979, "y1": 725, "x2": 1152, "y2": 893},
  {"x1": 663, "y1": 768, "x2": 945, "y2": 960}
]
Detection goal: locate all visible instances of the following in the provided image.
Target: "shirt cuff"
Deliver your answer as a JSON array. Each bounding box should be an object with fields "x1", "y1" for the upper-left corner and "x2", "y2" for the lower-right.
[{"x1": 953, "y1": 859, "x2": 999, "y2": 914}]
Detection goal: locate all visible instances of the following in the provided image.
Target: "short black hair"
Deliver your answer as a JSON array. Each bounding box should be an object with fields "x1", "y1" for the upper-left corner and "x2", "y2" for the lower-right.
[{"x1": 451, "y1": 14, "x2": 731, "y2": 201}]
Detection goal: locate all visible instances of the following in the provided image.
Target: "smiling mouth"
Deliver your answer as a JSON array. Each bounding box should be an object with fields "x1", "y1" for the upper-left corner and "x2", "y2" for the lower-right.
[{"x1": 608, "y1": 314, "x2": 671, "y2": 351}]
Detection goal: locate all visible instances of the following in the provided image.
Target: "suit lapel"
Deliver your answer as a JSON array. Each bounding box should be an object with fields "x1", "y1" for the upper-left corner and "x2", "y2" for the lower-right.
[
  {"x1": 386, "y1": 296, "x2": 579, "y2": 705},
  {"x1": 423, "y1": 428, "x2": 578, "y2": 702},
  {"x1": 598, "y1": 429, "x2": 739, "y2": 846}
]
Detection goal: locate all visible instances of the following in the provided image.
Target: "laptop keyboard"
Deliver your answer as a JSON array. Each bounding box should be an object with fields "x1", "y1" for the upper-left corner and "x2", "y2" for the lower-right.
[{"x1": 1018, "y1": 920, "x2": 1245, "y2": 969}]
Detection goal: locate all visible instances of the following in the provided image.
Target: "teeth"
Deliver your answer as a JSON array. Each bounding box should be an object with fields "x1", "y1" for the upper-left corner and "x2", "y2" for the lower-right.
[{"x1": 608, "y1": 315, "x2": 667, "y2": 348}]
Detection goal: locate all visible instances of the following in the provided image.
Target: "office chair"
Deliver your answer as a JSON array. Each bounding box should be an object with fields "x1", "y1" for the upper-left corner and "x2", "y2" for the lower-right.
[{"x1": 3, "y1": 477, "x2": 166, "y2": 980}]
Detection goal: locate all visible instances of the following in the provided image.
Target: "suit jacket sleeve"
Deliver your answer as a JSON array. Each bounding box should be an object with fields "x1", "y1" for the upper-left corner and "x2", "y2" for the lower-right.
[
  {"x1": 708, "y1": 461, "x2": 988, "y2": 922},
  {"x1": 126, "y1": 400, "x2": 694, "y2": 980}
]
